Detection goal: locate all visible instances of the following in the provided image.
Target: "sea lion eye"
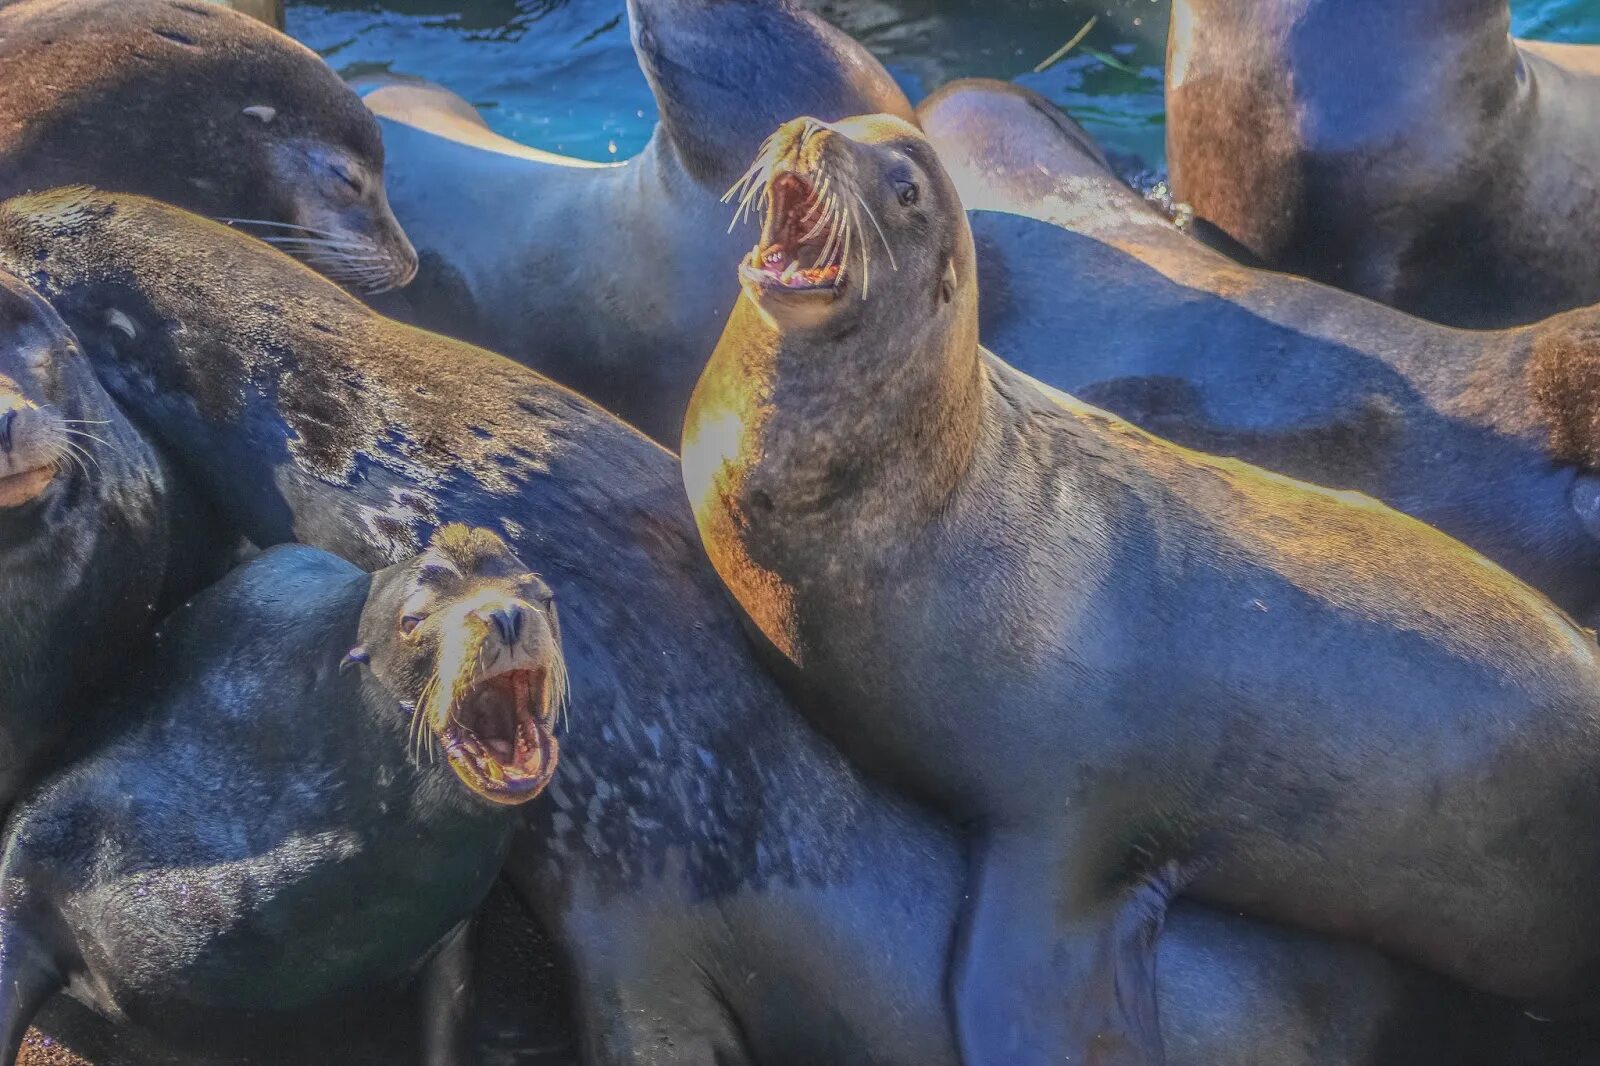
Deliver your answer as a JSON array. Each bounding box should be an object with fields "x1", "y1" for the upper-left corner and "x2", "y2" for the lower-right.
[
  {"x1": 327, "y1": 159, "x2": 362, "y2": 195},
  {"x1": 400, "y1": 613, "x2": 426, "y2": 636},
  {"x1": 896, "y1": 181, "x2": 919, "y2": 206}
]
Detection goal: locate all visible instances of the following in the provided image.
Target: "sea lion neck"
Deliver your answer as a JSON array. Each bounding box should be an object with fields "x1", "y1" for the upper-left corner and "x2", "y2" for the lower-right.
[
  {"x1": 685, "y1": 272, "x2": 985, "y2": 666},
  {"x1": 1168, "y1": 0, "x2": 1523, "y2": 264}
]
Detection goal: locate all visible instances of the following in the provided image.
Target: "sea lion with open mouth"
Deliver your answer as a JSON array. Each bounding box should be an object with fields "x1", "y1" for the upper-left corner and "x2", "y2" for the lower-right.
[
  {"x1": 2, "y1": 187, "x2": 1580, "y2": 1066},
  {"x1": 362, "y1": 0, "x2": 912, "y2": 444},
  {"x1": 1166, "y1": 0, "x2": 1600, "y2": 328},
  {"x1": 0, "y1": 0, "x2": 416, "y2": 295},
  {"x1": 685, "y1": 113, "x2": 1600, "y2": 1065},
  {"x1": 0, "y1": 524, "x2": 563, "y2": 1066},
  {"x1": 918, "y1": 78, "x2": 1600, "y2": 621}
]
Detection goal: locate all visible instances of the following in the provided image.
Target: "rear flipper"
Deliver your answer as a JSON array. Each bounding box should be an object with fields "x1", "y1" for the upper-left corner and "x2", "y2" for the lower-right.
[
  {"x1": 0, "y1": 909, "x2": 66, "y2": 1066},
  {"x1": 954, "y1": 832, "x2": 1184, "y2": 1066}
]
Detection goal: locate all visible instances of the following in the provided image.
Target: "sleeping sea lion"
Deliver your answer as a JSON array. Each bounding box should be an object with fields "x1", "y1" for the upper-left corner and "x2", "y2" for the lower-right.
[
  {"x1": 0, "y1": 267, "x2": 209, "y2": 813},
  {"x1": 0, "y1": 0, "x2": 415, "y2": 294},
  {"x1": 0, "y1": 186, "x2": 1582, "y2": 1066}
]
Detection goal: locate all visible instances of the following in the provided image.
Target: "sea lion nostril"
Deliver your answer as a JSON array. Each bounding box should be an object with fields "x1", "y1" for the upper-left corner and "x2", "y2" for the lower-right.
[
  {"x1": 0, "y1": 409, "x2": 16, "y2": 454},
  {"x1": 490, "y1": 606, "x2": 523, "y2": 646}
]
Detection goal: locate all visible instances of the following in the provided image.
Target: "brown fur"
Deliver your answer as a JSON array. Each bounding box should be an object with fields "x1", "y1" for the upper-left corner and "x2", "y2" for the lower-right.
[
  {"x1": 0, "y1": 0, "x2": 414, "y2": 290},
  {"x1": 1529, "y1": 314, "x2": 1600, "y2": 469}
]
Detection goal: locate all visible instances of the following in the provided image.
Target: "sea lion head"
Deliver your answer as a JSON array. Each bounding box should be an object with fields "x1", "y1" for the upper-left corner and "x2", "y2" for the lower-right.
[
  {"x1": 917, "y1": 79, "x2": 1117, "y2": 196},
  {"x1": 727, "y1": 113, "x2": 978, "y2": 337},
  {"x1": 0, "y1": 270, "x2": 96, "y2": 515},
  {"x1": 625, "y1": 0, "x2": 913, "y2": 187},
  {"x1": 0, "y1": 0, "x2": 417, "y2": 293},
  {"x1": 361, "y1": 524, "x2": 565, "y2": 807}
]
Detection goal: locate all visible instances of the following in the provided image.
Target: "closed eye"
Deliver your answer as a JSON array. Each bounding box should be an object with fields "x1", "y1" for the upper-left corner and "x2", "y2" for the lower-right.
[{"x1": 327, "y1": 160, "x2": 362, "y2": 194}]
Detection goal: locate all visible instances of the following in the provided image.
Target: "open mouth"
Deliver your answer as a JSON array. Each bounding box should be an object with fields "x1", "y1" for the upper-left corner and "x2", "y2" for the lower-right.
[
  {"x1": 741, "y1": 171, "x2": 845, "y2": 295},
  {"x1": 0, "y1": 465, "x2": 55, "y2": 508},
  {"x1": 439, "y1": 666, "x2": 558, "y2": 805}
]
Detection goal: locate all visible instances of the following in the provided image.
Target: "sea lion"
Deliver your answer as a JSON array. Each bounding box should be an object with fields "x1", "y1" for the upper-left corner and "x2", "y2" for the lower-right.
[
  {"x1": 2, "y1": 187, "x2": 1579, "y2": 1066},
  {"x1": 203, "y1": 0, "x2": 282, "y2": 29},
  {"x1": 0, "y1": 267, "x2": 208, "y2": 813},
  {"x1": 684, "y1": 113, "x2": 1600, "y2": 1064},
  {"x1": 917, "y1": 77, "x2": 1600, "y2": 620},
  {"x1": 0, "y1": 0, "x2": 415, "y2": 294},
  {"x1": 363, "y1": 0, "x2": 914, "y2": 444},
  {"x1": 0, "y1": 524, "x2": 564, "y2": 1065},
  {"x1": 1166, "y1": 0, "x2": 1600, "y2": 328}
]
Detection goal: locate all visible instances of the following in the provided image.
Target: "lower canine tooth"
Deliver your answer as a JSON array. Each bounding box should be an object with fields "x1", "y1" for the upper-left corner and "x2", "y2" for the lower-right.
[{"x1": 781, "y1": 261, "x2": 801, "y2": 284}]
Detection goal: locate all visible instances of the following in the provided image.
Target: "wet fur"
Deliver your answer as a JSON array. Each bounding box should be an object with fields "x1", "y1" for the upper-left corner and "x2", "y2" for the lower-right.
[
  {"x1": 0, "y1": 543, "x2": 516, "y2": 1061},
  {"x1": 1167, "y1": 0, "x2": 1600, "y2": 328},
  {"x1": 0, "y1": 271, "x2": 210, "y2": 814},
  {"x1": 363, "y1": 0, "x2": 914, "y2": 445},
  {"x1": 920, "y1": 79, "x2": 1600, "y2": 619},
  {"x1": 0, "y1": 0, "x2": 413, "y2": 291},
  {"x1": 686, "y1": 116, "x2": 1600, "y2": 1064},
  {"x1": 0, "y1": 189, "x2": 1576, "y2": 1066}
]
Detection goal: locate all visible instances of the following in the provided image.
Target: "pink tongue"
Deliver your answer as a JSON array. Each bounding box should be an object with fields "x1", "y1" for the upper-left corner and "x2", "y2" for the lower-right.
[{"x1": 486, "y1": 736, "x2": 515, "y2": 762}]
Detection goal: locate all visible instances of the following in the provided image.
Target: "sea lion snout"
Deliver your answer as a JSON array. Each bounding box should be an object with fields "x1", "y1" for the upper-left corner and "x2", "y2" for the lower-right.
[
  {"x1": 485, "y1": 603, "x2": 526, "y2": 648},
  {"x1": 369, "y1": 524, "x2": 566, "y2": 806},
  {"x1": 0, "y1": 391, "x2": 59, "y2": 508}
]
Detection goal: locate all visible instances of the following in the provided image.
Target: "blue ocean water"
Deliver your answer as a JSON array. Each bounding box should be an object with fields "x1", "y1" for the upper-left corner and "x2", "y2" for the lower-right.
[{"x1": 286, "y1": 0, "x2": 1600, "y2": 169}]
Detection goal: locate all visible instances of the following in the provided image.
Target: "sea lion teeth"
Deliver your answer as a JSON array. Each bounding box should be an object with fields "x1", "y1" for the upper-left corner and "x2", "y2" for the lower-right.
[
  {"x1": 7, "y1": 183, "x2": 1576, "y2": 1066},
  {"x1": 687, "y1": 110, "x2": 1600, "y2": 1066},
  {"x1": 356, "y1": 0, "x2": 913, "y2": 444},
  {"x1": 0, "y1": 530, "x2": 554, "y2": 1059}
]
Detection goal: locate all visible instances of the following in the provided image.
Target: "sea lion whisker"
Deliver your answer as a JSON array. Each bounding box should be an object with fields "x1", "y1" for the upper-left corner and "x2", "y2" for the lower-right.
[
  {"x1": 736, "y1": 164, "x2": 770, "y2": 228},
  {"x1": 411, "y1": 676, "x2": 441, "y2": 765},
  {"x1": 267, "y1": 242, "x2": 387, "y2": 261},
  {"x1": 850, "y1": 191, "x2": 898, "y2": 273},
  {"x1": 61, "y1": 427, "x2": 114, "y2": 449},
  {"x1": 262, "y1": 235, "x2": 377, "y2": 250},
  {"x1": 723, "y1": 134, "x2": 777, "y2": 208},
  {"x1": 47, "y1": 444, "x2": 85, "y2": 481},
  {"x1": 818, "y1": 195, "x2": 844, "y2": 269},
  {"x1": 61, "y1": 437, "x2": 101, "y2": 473},
  {"x1": 799, "y1": 180, "x2": 834, "y2": 241},
  {"x1": 843, "y1": 204, "x2": 865, "y2": 298},
  {"x1": 217, "y1": 217, "x2": 347, "y2": 240},
  {"x1": 50, "y1": 438, "x2": 95, "y2": 479},
  {"x1": 722, "y1": 158, "x2": 765, "y2": 206}
]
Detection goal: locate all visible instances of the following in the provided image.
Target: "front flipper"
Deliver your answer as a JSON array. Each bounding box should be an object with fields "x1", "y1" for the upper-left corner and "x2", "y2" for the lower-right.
[
  {"x1": 0, "y1": 907, "x2": 67, "y2": 1066},
  {"x1": 418, "y1": 919, "x2": 475, "y2": 1066},
  {"x1": 954, "y1": 834, "x2": 1181, "y2": 1066}
]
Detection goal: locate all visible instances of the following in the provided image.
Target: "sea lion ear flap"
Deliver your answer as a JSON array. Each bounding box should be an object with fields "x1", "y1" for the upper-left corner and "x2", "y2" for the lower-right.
[
  {"x1": 242, "y1": 105, "x2": 277, "y2": 125},
  {"x1": 940, "y1": 259, "x2": 958, "y2": 304}
]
